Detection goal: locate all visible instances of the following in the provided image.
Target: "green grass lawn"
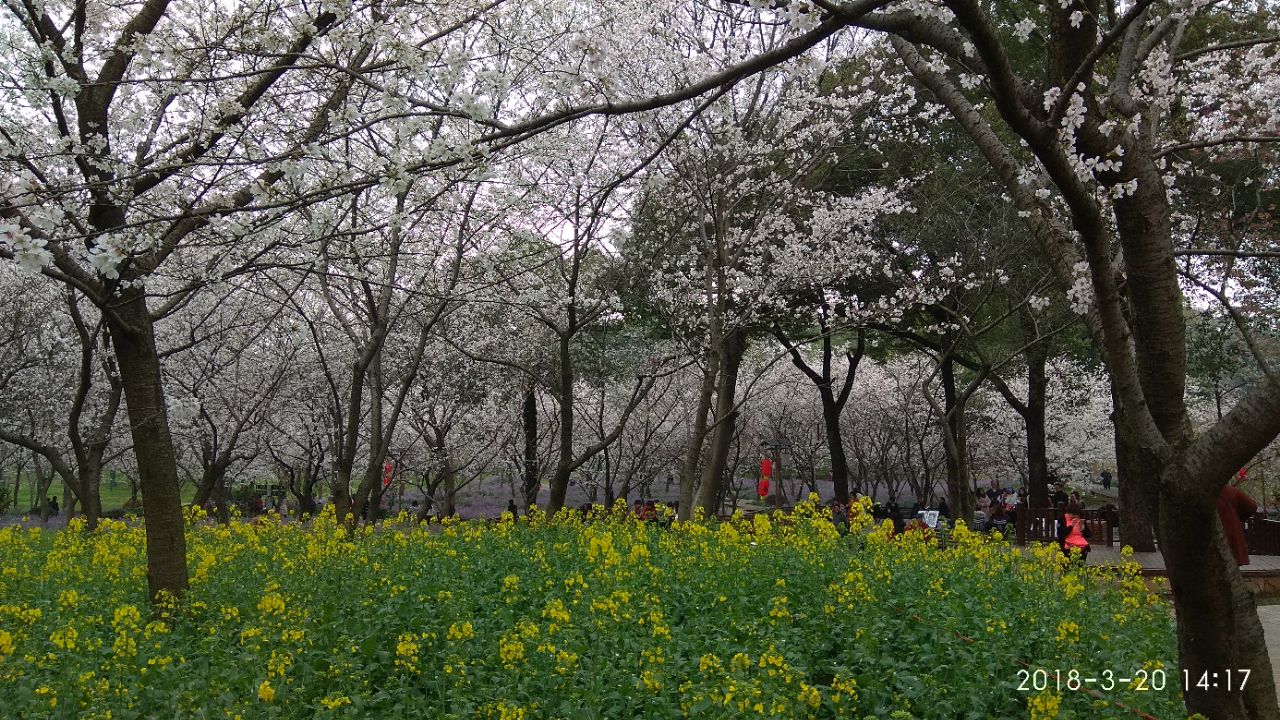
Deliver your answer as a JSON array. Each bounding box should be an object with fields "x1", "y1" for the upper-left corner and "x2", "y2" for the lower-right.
[{"x1": 2, "y1": 474, "x2": 197, "y2": 515}]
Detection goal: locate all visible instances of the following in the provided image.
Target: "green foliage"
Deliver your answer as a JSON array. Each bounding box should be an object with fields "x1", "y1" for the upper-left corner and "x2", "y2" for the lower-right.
[{"x1": 0, "y1": 503, "x2": 1182, "y2": 719}]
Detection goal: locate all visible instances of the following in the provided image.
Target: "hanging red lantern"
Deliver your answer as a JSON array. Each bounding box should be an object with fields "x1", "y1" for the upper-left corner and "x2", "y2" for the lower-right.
[
  {"x1": 758, "y1": 477, "x2": 770, "y2": 498},
  {"x1": 383, "y1": 461, "x2": 394, "y2": 488},
  {"x1": 761, "y1": 458, "x2": 773, "y2": 479}
]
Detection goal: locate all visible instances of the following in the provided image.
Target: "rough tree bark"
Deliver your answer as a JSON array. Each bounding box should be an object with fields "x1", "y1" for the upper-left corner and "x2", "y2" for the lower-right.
[
  {"x1": 695, "y1": 330, "x2": 746, "y2": 515},
  {"x1": 1111, "y1": 381, "x2": 1157, "y2": 551},
  {"x1": 107, "y1": 288, "x2": 189, "y2": 599}
]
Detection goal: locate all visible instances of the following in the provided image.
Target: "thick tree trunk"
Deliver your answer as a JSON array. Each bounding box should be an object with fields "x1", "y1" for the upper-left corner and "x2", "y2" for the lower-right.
[
  {"x1": 213, "y1": 474, "x2": 231, "y2": 524},
  {"x1": 521, "y1": 386, "x2": 539, "y2": 509},
  {"x1": 1159, "y1": 472, "x2": 1277, "y2": 719},
  {"x1": 678, "y1": 362, "x2": 716, "y2": 521},
  {"x1": 332, "y1": 465, "x2": 353, "y2": 521},
  {"x1": 77, "y1": 466, "x2": 102, "y2": 530},
  {"x1": 1110, "y1": 380, "x2": 1157, "y2": 550},
  {"x1": 106, "y1": 288, "x2": 189, "y2": 600},
  {"x1": 695, "y1": 331, "x2": 745, "y2": 516}
]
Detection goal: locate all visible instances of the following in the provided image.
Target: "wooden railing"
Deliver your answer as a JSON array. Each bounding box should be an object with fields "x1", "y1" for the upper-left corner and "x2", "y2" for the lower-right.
[
  {"x1": 1014, "y1": 506, "x2": 1114, "y2": 547},
  {"x1": 1245, "y1": 513, "x2": 1280, "y2": 556}
]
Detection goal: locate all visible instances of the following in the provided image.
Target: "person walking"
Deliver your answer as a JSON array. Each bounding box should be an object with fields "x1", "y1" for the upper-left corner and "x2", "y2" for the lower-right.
[
  {"x1": 1057, "y1": 501, "x2": 1091, "y2": 563},
  {"x1": 1218, "y1": 483, "x2": 1259, "y2": 566}
]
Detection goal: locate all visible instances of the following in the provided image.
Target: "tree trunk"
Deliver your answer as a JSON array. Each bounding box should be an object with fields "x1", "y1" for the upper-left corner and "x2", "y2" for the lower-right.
[
  {"x1": 1024, "y1": 340, "x2": 1050, "y2": 509},
  {"x1": 213, "y1": 473, "x2": 231, "y2": 524},
  {"x1": 521, "y1": 386, "x2": 539, "y2": 509},
  {"x1": 106, "y1": 287, "x2": 189, "y2": 600},
  {"x1": 820, "y1": 386, "x2": 850, "y2": 502},
  {"x1": 332, "y1": 460, "x2": 354, "y2": 522},
  {"x1": 1111, "y1": 383, "x2": 1157, "y2": 551},
  {"x1": 441, "y1": 458, "x2": 456, "y2": 517},
  {"x1": 77, "y1": 466, "x2": 102, "y2": 530},
  {"x1": 548, "y1": 335, "x2": 576, "y2": 515},
  {"x1": 940, "y1": 356, "x2": 975, "y2": 523},
  {"x1": 33, "y1": 457, "x2": 51, "y2": 523},
  {"x1": 695, "y1": 331, "x2": 745, "y2": 516},
  {"x1": 61, "y1": 478, "x2": 77, "y2": 517},
  {"x1": 1159, "y1": 473, "x2": 1277, "y2": 718},
  {"x1": 192, "y1": 462, "x2": 224, "y2": 509},
  {"x1": 678, "y1": 361, "x2": 716, "y2": 520}
]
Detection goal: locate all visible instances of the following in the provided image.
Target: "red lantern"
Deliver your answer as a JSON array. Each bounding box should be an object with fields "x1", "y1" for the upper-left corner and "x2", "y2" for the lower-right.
[
  {"x1": 760, "y1": 458, "x2": 773, "y2": 479},
  {"x1": 758, "y1": 477, "x2": 770, "y2": 498},
  {"x1": 383, "y1": 461, "x2": 394, "y2": 488}
]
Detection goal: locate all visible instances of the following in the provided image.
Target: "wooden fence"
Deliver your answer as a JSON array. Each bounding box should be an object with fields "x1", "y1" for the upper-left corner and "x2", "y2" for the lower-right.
[
  {"x1": 1245, "y1": 513, "x2": 1280, "y2": 555},
  {"x1": 1013, "y1": 508, "x2": 1280, "y2": 555},
  {"x1": 1014, "y1": 506, "x2": 1114, "y2": 547}
]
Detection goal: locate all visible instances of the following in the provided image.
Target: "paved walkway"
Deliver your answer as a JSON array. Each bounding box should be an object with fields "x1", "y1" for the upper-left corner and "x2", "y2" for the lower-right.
[
  {"x1": 1088, "y1": 545, "x2": 1280, "y2": 574},
  {"x1": 1258, "y1": 605, "x2": 1280, "y2": 694}
]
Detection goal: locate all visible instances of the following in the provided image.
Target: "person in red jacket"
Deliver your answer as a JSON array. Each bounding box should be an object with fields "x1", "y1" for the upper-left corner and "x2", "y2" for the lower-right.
[
  {"x1": 1218, "y1": 483, "x2": 1259, "y2": 566},
  {"x1": 1057, "y1": 501, "x2": 1091, "y2": 563}
]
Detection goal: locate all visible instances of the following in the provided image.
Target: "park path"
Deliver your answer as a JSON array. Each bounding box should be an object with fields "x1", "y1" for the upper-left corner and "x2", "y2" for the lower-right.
[{"x1": 1258, "y1": 605, "x2": 1280, "y2": 695}]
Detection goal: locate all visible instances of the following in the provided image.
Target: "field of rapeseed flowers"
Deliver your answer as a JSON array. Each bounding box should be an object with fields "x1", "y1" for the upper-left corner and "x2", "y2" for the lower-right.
[{"x1": 0, "y1": 497, "x2": 1180, "y2": 719}]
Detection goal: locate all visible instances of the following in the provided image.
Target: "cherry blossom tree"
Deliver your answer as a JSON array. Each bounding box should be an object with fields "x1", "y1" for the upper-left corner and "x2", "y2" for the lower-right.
[
  {"x1": 795, "y1": 2, "x2": 1280, "y2": 715},
  {"x1": 0, "y1": 267, "x2": 124, "y2": 527}
]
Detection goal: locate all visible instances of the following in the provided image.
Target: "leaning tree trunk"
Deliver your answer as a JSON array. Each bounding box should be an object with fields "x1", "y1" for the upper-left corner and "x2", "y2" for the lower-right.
[
  {"x1": 695, "y1": 331, "x2": 745, "y2": 516},
  {"x1": 191, "y1": 459, "x2": 227, "y2": 509},
  {"x1": 106, "y1": 287, "x2": 189, "y2": 600},
  {"x1": 677, "y1": 361, "x2": 716, "y2": 521}
]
